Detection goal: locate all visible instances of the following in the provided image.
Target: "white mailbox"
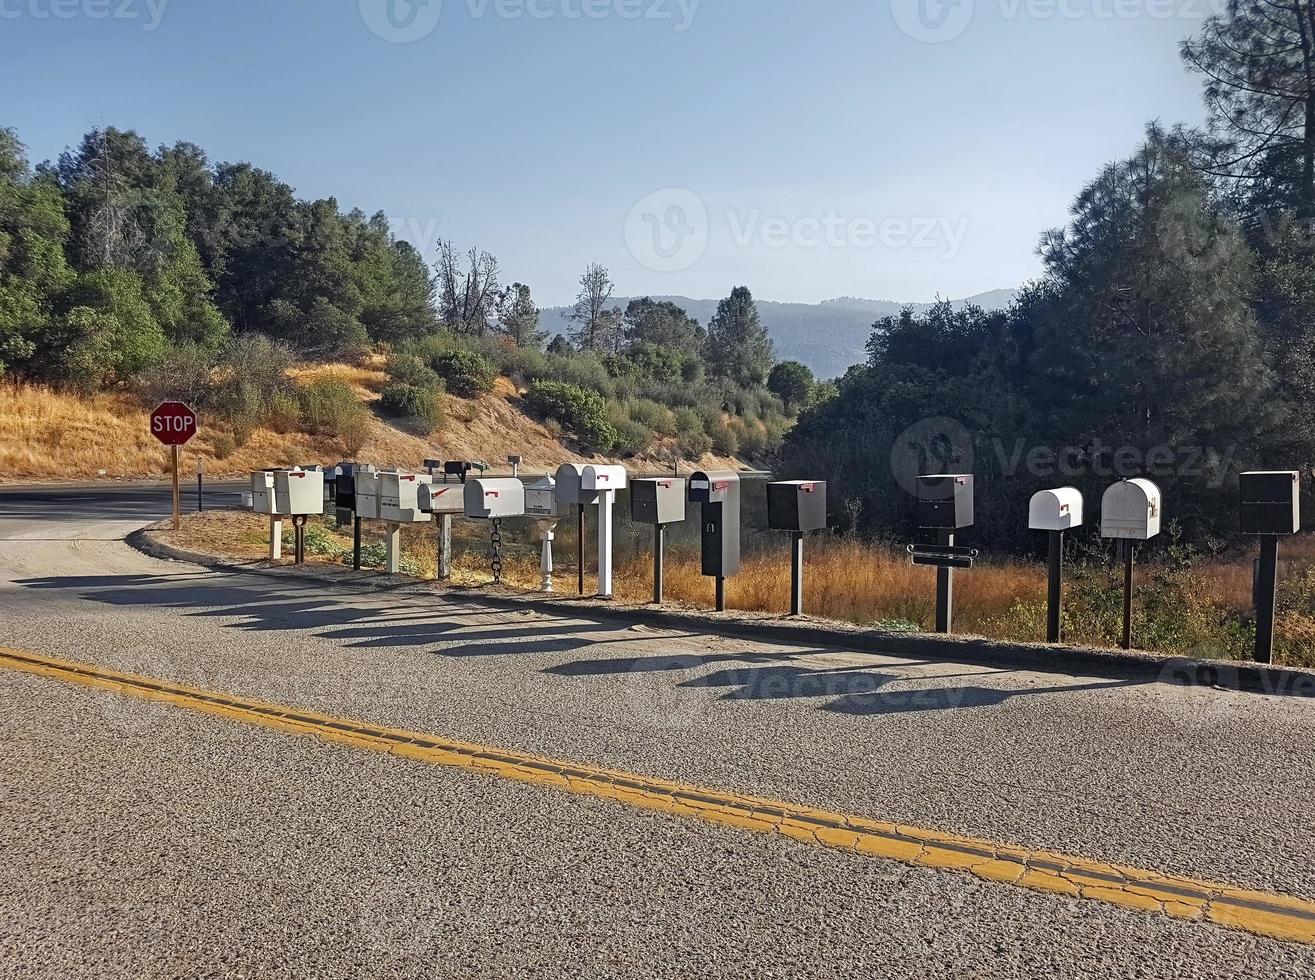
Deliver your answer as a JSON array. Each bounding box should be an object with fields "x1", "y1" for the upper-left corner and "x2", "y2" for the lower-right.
[
  {"x1": 1101, "y1": 478, "x2": 1162, "y2": 541},
  {"x1": 418, "y1": 482, "x2": 465, "y2": 515},
  {"x1": 581, "y1": 465, "x2": 628, "y2": 494},
  {"x1": 250, "y1": 471, "x2": 277, "y2": 515},
  {"x1": 526, "y1": 476, "x2": 569, "y2": 519},
  {"x1": 380, "y1": 471, "x2": 432, "y2": 524},
  {"x1": 464, "y1": 478, "x2": 526, "y2": 520},
  {"x1": 555, "y1": 463, "x2": 597, "y2": 507},
  {"x1": 1029, "y1": 487, "x2": 1084, "y2": 532},
  {"x1": 355, "y1": 469, "x2": 383, "y2": 520},
  {"x1": 274, "y1": 468, "x2": 325, "y2": 517}
]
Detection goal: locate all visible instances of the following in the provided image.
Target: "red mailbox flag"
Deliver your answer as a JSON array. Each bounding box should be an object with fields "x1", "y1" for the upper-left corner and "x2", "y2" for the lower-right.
[{"x1": 150, "y1": 402, "x2": 198, "y2": 447}]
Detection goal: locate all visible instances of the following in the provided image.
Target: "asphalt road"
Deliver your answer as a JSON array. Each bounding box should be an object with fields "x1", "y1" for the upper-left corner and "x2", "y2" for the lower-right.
[{"x1": 2, "y1": 486, "x2": 1315, "y2": 978}]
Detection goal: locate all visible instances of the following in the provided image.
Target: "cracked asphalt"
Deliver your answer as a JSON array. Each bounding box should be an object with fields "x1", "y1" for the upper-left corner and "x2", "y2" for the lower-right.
[{"x1": 2, "y1": 485, "x2": 1315, "y2": 978}]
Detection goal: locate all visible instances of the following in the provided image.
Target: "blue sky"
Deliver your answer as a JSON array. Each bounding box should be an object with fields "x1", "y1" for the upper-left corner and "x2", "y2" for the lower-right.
[{"x1": 1, "y1": 0, "x2": 1218, "y2": 306}]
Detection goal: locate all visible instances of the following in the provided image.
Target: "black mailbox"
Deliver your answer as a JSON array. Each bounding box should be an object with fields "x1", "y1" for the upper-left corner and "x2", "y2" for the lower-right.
[
  {"x1": 767, "y1": 481, "x2": 827, "y2": 532},
  {"x1": 334, "y1": 461, "x2": 375, "y2": 512},
  {"x1": 444, "y1": 461, "x2": 472, "y2": 483},
  {"x1": 917, "y1": 474, "x2": 974, "y2": 530},
  {"x1": 631, "y1": 478, "x2": 686, "y2": 526},
  {"x1": 1240, "y1": 471, "x2": 1300, "y2": 535},
  {"x1": 689, "y1": 470, "x2": 741, "y2": 584}
]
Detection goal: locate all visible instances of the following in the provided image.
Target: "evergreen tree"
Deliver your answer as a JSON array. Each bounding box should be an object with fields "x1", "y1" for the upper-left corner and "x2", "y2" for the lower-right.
[
  {"x1": 499, "y1": 282, "x2": 545, "y2": 349},
  {"x1": 567, "y1": 263, "x2": 622, "y2": 352},
  {"x1": 705, "y1": 286, "x2": 774, "y2": 386}
]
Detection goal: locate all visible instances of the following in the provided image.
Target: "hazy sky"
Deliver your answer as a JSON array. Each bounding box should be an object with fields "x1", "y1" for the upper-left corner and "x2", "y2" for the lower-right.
[{"x1": 1, "y1": 0, "x2": 1220, "y2": 306}]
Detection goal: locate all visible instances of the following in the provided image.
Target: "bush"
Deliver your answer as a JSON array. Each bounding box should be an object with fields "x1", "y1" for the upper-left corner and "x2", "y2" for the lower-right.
[
  {"x1": 298, "y1": 378, "x2": 371, "y2": 443},
  {"x1": 629, "y1": 399, "x2": 676, "y2": 436},
  {"x1": 379, "y1": 383, "x2": 443, "y2": 432},
  {"x1": 611, "y1": 419, "x2": 653, "y2": 457},
  {"x1": 673, "y1": 407, "x2": 712, "y2": 459},
  {"x1": 430, "y1": 349, "x2": 496, "y2": 397},
  {"x1": 267, "y1": 391, "x2": 303, "y2": 433},
  {"x1": 135, "y1": 343, "x2": 214, "y2": 407},
  {"x1": 524, "y1": 379, "x2": 616, "y2": 451},
  {"x1": 710, "y1": 422, "x2": 740, "y2": 457},
  {"x1": 387, "y1": 353, "x2": 441, "y2": 390}
]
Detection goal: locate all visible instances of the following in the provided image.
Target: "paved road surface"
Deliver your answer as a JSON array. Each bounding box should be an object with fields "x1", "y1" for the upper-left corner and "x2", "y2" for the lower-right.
[{"x1": 2, "y1": 485, "x2": 1314, "y2": 978}]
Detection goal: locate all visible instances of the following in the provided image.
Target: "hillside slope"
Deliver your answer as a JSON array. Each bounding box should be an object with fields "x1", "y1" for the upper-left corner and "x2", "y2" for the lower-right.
[{"x1": 0, "y1": 372, "x2": 735, "y2": 483}]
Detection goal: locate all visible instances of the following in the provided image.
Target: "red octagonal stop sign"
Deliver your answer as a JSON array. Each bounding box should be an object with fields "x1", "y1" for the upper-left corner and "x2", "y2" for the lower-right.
[{"x1": 151, "y1": 401, "x2": 198, "y2": 446}]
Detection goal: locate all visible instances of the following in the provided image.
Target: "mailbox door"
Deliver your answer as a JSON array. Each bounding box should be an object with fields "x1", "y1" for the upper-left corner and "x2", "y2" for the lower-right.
[
  {"x1": 656, "y1": 482, "x2": 687, "y2": 525},
  {"x1": 631, "y1": 482, "x2": 660, "y2": 525}
]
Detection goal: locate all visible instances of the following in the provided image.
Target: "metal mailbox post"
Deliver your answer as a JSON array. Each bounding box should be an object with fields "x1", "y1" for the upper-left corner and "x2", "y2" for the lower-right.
[
  {"x1": 464, "y1": 478, "x2": 526, "y2": 584},
  {"x1": 582, "y1": 465, "x2": 627, "y2": 599},
  {"x1": 630, "y1": 477, "x2": 687, "y2": 604},
  {"x1": 334, "y1": 462, "x2": 375, "y2": 569},
  {"x1": 914, "y1": 474, "x2": 976, "y2": 634},
  {"x1": 555, "y1": 464, "x2": 595, "y2": 595},
  {"x1": 1029, "y1": 487, "x2": 1084, "y2": 643},
  {"x1": 1240, "y1": 470, "x2": 1302, "y2": 664},
  {"x1": 688, "y1": 471, "x2": 741, "y2": 612},
  {"x1": 766, "y1": 481, "x2": 827, "y2": 616},
  {"x1": 525, "y1": 476, "x2": 570, "y2": 593},
  {"x1": 1101, "y1": 478, "x2": 1162, "y2": 650},
  {"x1": 419, "y1": 470, "x2": 466, "y2": 582},
  {"x1": 250, "y1": 470, "x2": 283, "y2": 561}
]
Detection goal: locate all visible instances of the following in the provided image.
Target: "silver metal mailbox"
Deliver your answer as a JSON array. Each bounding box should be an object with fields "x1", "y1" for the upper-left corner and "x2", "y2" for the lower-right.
[
  {"x1": 1101, "y1": 479, "x2": 1162, "y2": 541},
  {"x1": 554, "y1": 463, "x2": 597, "y2": 507},
  {"x1": 631, "y1": 478, "x2": 686, "y2": 526},
  {"x1": 525, "y1": 477, "x2": 569, "y2": 519},
  {"x1": 418, "y1": 482, "x2": 465, "y2": 515},
  {"x1": 250, "y1": 470, "x2": 277, "y2": 515},
  {"x1": 581, "y1": 464, "x2": 628, "y2": 494},
  {"x1": 464, "y1": 478, "x2": 526, "y2": 520},
  {"x1": 274, "y1": 468, "x2": 325, "y2": 517},
  {"x1": 1029, "y1": 487, "x2": 1084, "y2": 532},
  {"x1": 380, "y1": 471, "x2": 432, "y2": 524},
  {"x1": 354, "y1": 470, "x2": 383, "y2": 521}
]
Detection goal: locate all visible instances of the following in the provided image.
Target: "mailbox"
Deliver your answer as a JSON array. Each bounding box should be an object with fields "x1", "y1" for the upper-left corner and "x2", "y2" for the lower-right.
[
  {"x1": 1101, "y1": 478, "x2": 1162, "y2": 541},
  {"x1": 917, "y1": 474, "x2": 974, "y2": 530},
  {"x1": 767, "y1": 481, "x2": 827, "y2": 532},
  {"x1": 334, "y1": 462, "x2": 375, "y2": 513},
  {"x1": 1029, "y1": 487, "x2": 1084, "y2": 532},
  {"x1": 355, "y1": 469, "x2": 383, "y2": 521},
  {"x1": 1240, "y1": 471, "x2": 1300, "y2": 535},
  {"x1": 380, "y1": 471, "x2": 432, "y2": 524},
  {"x1": 444, "y1": 461, "x2": 473, "y2": 483},
  {"x1": 631, "y1": 478, "x2": 687, "y2": 526},
  {"x1": 418, "y1": 482, "x2": 465, "y2": 515},
  {"x1": 689, "y1": 470, "x2": 741, "y2": 581},
  {"x1": 525, "y1": 477, "x2": 569, "y2": 519},
  {"x1": 274, "y1": 468, "x2": 325, "y2": 517},
  {"x1": 554, "y1": 463, "x2": 597, "y2": 507},
  {"x1": 464, "y1": 478, "x2": 526, "y2": 520},
  {"x1": 582, "y1": 464, "x2": 628, "y2": 495},
  {"x1": 250, "y1": 470, "x2": 277, "y2": 515}
]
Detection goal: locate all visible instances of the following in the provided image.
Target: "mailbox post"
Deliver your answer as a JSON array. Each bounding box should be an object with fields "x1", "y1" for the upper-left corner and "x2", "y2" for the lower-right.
[
  {"x1": 464, "y1": 478, "x2": 526, "y2": 584},
  {"x1": 379, "y1": 471, "x2": 432, "y2": 574},
  {"x1": 1029, "y1": 487, "x2": 1084, "y2": 643},
  {"x1": 1101, "y1": 478, "x2": 1162, "y2": 650},
  {"x1": 767, "y1": 481, "x2": 827, "y2": 616},
  {"x1": 912, "y1": 475, "x2": 975, "y2": 634},
  {"x1": 631, "y1": 477, "x2": 687, "y2": 604},
  {"x1": 583, "y1": 465, "x2": 627, "y2": 599},
  {"x1": 555, "y1": 464, "x2": 593, "y2": 595},
  {"x1": 274, "y1": 467, "x2": 325, "y2": 565},
  {"x1": 688, "y1": 471, "x2": 741, "y2": 612},
  {"x1": 525, "y1": 476, "x2": 569, "y2": 593},
  {"x1": 419, "y1": 465, "x2": 465, "y2": 582},
  {"x1": 250, "y1": 470, "x2": 282, "y2": 561},
  {"x1": 1240, "y1": 470, "x2": 1301, "y2": 664},
  {"x1": 335, "y1": 462, "x2": 375, "y2": 568}
]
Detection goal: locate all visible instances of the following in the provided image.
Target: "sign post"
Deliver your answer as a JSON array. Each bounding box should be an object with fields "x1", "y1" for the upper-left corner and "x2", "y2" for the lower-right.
[{"x1": 150, "y1": 402, "x2": 198, "y2": 530}]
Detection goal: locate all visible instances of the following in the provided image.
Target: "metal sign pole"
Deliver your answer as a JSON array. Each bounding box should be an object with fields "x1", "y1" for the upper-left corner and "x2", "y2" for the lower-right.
[
  {"x1": 790, "y1": 530, "x2": 804, "y2": 616},
  {"x1": 1255, "y1": 536, "x2": 1280, "y2": 664},
  {"x1": 1047, "y1": 530, "x2": 1064, "y2": 643},
  {"x1": 353, "y1": 516, "x2": 363, "y2": 571},
  {"x1": 171, "y1": 445, "x2": 181, "y2": 531},
  {"x1": 196, "y1": 456, "x2": 204, "y2": 513},
  {"x1": 577, "y1": 504, "x2": 585, "y2": 595},
  {"x1": 1122, "y1": 542, "x2": 1136, "y2": 650},
  {"x1": 935, "y1": 530, "x2": 954, "y2": 634}
]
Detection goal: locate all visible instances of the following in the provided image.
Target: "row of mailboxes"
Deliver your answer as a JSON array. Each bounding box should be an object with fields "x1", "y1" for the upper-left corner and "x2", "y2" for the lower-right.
[{"x1": 250, "y1": 468, "x2": 326, "y2": 517}]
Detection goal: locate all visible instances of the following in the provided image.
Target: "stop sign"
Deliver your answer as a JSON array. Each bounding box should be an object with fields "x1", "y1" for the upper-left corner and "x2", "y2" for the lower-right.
[{"x1": 151, "y1": 401, "x2": 198, "y2": 446}]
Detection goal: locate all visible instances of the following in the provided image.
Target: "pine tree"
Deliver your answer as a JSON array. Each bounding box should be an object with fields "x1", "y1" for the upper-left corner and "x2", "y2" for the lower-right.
[{"x1": 705, "y1": 286, "x2": 774, "y2": 386}]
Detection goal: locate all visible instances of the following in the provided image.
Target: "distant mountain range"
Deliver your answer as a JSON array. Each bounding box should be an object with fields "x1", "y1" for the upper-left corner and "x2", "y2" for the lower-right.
[{"x1": 540, "y1": 289, "x2": 1018, "y2": 379}]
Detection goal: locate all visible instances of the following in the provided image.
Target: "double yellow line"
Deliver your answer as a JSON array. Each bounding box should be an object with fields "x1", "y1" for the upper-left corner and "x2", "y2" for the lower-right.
[{"x1": 4, "y1": 645, "x2": 1314, "y2": 945}]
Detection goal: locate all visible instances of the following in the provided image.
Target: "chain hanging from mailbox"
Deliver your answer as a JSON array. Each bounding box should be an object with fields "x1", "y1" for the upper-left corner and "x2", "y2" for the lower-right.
[{"x1": 490, "y1": 519, "x2": 504, "y2": 584}]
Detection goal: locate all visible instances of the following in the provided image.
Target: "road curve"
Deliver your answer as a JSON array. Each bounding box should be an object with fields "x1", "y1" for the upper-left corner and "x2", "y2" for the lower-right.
[{"x1": 2, "y1": 485, "x2": 1314, "y2": 979}]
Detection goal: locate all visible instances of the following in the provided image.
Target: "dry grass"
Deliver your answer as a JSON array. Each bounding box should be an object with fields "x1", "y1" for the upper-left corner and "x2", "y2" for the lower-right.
[{"x1": 289, "y1": 360, "x2": 389, "y2": 400}]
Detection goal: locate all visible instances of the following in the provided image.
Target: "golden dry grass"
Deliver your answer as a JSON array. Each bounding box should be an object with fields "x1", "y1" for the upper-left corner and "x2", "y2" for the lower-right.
[{"x1": 289, "y1": 360, "x2": 389, "y2": 400}]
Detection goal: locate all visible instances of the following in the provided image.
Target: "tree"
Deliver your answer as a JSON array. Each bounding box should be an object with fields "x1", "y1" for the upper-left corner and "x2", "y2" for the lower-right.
[
  {"x1": 436, "y1": 240, "x2": 501, "y2": 336},
  {"x1": 499, "y1": 282, "x2": 545, "y2": 349},
  {"x1": 1182, "y1": 1, "x2": 1315, "y2": 218},
  {"x1": 767, "y1": 360, "x2": 815, "y2": 409},
  {"x1": 622, "y1": 297, "x2": 704, "y2": 353},
  {"x1": 705, "y1": 286, "x2": 774, "y2": 386},
  {"x1": 567, "y1": 263, "x2": 622, "y2": 351}
]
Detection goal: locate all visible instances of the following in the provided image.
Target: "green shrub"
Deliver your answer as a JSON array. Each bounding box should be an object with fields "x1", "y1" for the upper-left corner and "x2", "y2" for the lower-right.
[
  {"x1": 611, "y1": 419, "x2": 653, "y2": 457},
  {"x1": 387, "y1": 352, "x2": 441, "y2": 390},
  {"x1": 379, "y1": 383, "x2": 443, "y2": 432},
  {"x1": 430, "y1": 349, "x2": 496, "y2": 397},
  {"x1": 525, "y1": 379, "x2": 616, "y2": 451},
  {"x1": 267, "y1": 391, "x2": 303, "y2": 433},
  {"x1": 629, "y1": 399, "x2": 676, "y2": 436},
  {"x1": 134, "y1": 343, "x2": 214, "y2": 407},
  {"x1": 298, "y1": 377, "x2": 370, "y2": 441},
  {"x1": 710, "y1": 422, "x2": 740, "y2": 457},
  {"x1": 211, "y1": 431, "x2": 237, "y2": 460}
]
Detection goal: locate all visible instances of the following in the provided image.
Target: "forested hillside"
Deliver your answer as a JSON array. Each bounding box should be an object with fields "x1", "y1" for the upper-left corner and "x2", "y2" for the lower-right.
[{"x1": 0, "y1": 128, "x2": 823, "y2": 466}]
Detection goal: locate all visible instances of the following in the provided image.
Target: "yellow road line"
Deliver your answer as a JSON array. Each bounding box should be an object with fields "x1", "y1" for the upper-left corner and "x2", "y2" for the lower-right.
[{"x1": 3, "y1": 646, "x2": 1313, "y2": 945}]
